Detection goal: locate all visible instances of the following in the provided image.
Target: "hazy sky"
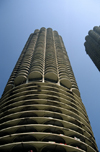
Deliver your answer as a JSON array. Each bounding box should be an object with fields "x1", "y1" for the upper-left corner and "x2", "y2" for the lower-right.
[{"x1": 0, "y1": 0, "x2": 100, "y2": 150}]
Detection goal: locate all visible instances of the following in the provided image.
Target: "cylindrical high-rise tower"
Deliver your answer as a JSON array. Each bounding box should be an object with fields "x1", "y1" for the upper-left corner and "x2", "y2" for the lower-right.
[
  {"x1": 0, "y1": 28, "x2": 98, "y2": 152},
  {"x1": 84, "y1": 26, "x2": 100, "y2": 71}
]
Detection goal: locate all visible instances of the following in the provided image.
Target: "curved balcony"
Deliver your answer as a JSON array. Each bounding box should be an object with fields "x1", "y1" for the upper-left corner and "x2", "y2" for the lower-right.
[{"x1": 71, "y1": 88, "x2": 80, "y2": 97}]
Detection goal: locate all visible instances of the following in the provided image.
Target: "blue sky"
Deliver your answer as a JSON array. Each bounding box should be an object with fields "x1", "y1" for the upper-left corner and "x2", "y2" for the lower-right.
[{"x1": 0, "y1": 0, "x2": 100, "y2": 150}]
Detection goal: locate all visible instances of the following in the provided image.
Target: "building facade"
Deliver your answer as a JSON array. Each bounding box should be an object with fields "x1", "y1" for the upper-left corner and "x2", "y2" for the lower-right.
[
  {"x1": 0, "y1": 28, "x2": 98, "y2": 152},
  {"x1": 84, "y1": 26, "x2": 100, "y2": 71}
]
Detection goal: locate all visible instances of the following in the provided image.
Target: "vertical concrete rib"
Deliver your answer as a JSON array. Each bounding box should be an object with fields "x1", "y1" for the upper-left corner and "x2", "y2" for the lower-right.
[{"x1": 42, "y1": 27, "x2": 47, "y2": 82}]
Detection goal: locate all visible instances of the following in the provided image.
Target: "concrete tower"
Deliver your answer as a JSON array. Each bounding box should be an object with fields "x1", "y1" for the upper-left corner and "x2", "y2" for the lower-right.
[
  {"x1": 0, "y1": 28, "x2": 98, "y2": 152},
  {"x1": 84, "y1": 26, "x2": 100, "y2": 71}
]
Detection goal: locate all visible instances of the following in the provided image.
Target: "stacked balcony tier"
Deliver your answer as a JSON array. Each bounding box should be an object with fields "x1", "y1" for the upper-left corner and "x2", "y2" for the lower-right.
[
  {"x1": 3, "y1": 34, "x2": 33, "y2": 94},
  {"x1": 59, "y1": 36, "x2": 80, "y2": 96},
  {"x1": 0, "y1": 82, "x2": 98, "y2": 152},
  {"x1": 44, "y1": 28, "x2": 58, "y2": 82},
  {"x1": 14, "y1": 32, "x2": 39, "y2": 85},
  {"x1": 54, "y1": 31, "x2": 71, "y2": 88},
  {"x1": 28, "y1": 28, "x2": 46, "y2": 81}
]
